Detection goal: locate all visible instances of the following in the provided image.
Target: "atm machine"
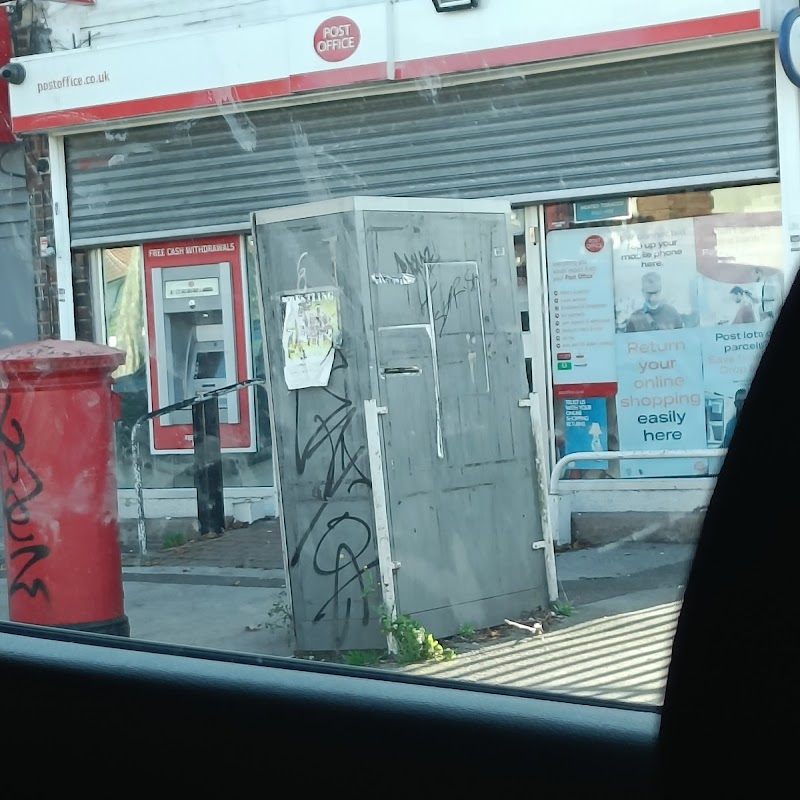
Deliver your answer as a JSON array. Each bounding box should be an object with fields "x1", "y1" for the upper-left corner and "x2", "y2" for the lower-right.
[
  {"x1": 143, "y1": 236, "x2": 254, "y2": 452},
  {"x1": 152, "y1": 264, "x2": 239, "y2": 426}
]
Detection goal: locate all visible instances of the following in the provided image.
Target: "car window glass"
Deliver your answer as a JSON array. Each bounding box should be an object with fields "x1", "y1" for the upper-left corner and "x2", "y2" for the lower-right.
[{"x1": 0, "y1": 0, "x2": 792, "y2": 709}]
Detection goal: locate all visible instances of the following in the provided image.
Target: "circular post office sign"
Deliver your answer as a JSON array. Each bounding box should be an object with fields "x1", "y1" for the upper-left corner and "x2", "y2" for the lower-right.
[{"x1": 314, "y1": 16, "x2": 361, "y2": 63}]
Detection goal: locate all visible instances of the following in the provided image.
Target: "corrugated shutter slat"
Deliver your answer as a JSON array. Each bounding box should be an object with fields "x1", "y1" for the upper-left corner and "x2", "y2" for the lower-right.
[{"x1": 66, "y1": 43, "x2": 778, "y2": 244}]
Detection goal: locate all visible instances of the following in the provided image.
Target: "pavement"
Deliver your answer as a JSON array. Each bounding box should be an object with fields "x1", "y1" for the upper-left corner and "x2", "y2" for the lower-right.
[
  {"x1": 406, "y1": 596, "x2": 681, "y2": 705},
  {"x1": 397, "y1": 541, "x2": 695, "y2": 704},
  {"x1": 1, "y1": 518, "x2": 292, "y2": 654},
  {"x1": 121, "y1": 582, "x2": 292, "y2": 656},
  {"x1": 0, "y1": 523, "x2": 695, "y2": 705},
  {"x1": 557, "y1": 541, "x2": 694, "y2": 609},
  {"x1": 119, "y1": 517, "x2": 285, "y2": 573}
]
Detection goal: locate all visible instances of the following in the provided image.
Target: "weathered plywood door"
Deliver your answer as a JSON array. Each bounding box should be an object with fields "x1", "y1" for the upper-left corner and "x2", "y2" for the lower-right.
[
  {"x1": 254, "y1": 208, "x2": 383, "y2": 653},
  {"x1": 365, "y1": 210, "x2": 548, "y2": 637}
]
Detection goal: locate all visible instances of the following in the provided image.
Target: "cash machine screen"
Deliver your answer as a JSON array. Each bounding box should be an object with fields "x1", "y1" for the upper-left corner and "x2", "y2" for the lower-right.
[{"x1": 194, "y1": 351, "x2": 226, "y2": 380}]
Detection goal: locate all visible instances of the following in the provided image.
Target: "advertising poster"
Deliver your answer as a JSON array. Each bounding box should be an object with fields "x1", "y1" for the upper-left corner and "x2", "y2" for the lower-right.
[
  {"x1": 548, "y1": 206, "x2": 785, "y2": 480},
  {"x1": 610, "y1": 218, "x2": 705, "y2": 477},
  {"x1": 563, "y1": 397, "x2": 608, "y2": 470},
  {"x1": 699, "y1": 319, "x2": 770, "y2": 448},
  {"x1": 546, "y1": 228, "x2": 617, "y2": 397},
  {"x1": 693, "y1": 215, "x2": 785, "y2": 472},
  {"x1": 694, "y1": 224, "x2": 784, "y2": 406},
  {"x1": 281, "y1": 289, "x2": 341, "y2": 390},
  {"x1": 699, "y1": 317, "x2": 771, "y2": 399},
  {"x1": 615, "y1": 329, "x2": 709, "y2": 478},
  {"x1": 612, "y1": 218, "x2": 700, "y2": 333}
]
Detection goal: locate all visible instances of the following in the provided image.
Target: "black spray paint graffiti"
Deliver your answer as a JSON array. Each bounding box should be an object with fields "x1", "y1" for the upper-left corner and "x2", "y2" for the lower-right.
[
  {"x1": 0, "y1": 394, "x2": 50, "y2": 601},
  {"x1": 393, "y1": 247, "x2": 479, "y2": 335},
  {"x1": 393, "y1": 247, "x2": 437, "y2": 321},
  {"x1": 393, "y1": 245, "x2": 438, "y2": 279},
  {"x1": 292, "y1": 351, "x2": 378, "y2": 638},
  {"x1": 435, "y1": 269, "x2": 480, "y2": 336}
]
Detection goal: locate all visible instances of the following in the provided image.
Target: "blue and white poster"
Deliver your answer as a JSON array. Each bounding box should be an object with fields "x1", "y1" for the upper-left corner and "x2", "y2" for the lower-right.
[
  {"x1": 695, "y1": 258, "x2": 782, "y2": 472},
  {"x1": 564, "y1": 397, "x2": 608, "y2": 470},
  {"x1": 614, "y1": 329, "x2": 709, "y2": 478},
  {"x1": 546, "y1": 228, "x2": 617, "y2": 393},
  {"x1": 699, "y1": 322, "x2": 770, "y2": 400}
]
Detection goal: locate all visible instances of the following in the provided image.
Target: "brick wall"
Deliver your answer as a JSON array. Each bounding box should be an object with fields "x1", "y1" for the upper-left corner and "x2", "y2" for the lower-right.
[
  {"x1": 637, "y1": 192, "x2": 715, "y2": 222},
  {"x1": 23, "y1": 134, "x2": 60, "y2": 339},
  {"x1": 8, "y1": 4, "x2": 61, "y2": 340}
]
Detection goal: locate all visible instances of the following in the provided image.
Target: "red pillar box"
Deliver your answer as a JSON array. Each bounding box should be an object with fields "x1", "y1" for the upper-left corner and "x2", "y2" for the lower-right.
[{"x1": 0, "y1": 340, "x2": 129, "y2": 636}]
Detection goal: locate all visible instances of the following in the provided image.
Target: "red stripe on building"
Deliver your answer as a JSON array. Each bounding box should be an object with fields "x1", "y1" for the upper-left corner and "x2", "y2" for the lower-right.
[
  {"x1": 395, "y1": 10, "x2": 762, "y2": 79},
  {"x1": 12, "y1": 11, "x2": 762, "y2": 133}
]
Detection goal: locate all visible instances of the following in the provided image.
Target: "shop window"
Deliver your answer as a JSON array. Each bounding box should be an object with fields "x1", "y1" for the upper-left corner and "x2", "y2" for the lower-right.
[
  {"x1": 98, "y1": 241, "x2": 273, "y2": 491},
  {"x1": 103, "y1": 246, "x2": 145, "y2": 380},
  {"x1": 544, "y1": 184, "x2": 783, "y2": 480}
]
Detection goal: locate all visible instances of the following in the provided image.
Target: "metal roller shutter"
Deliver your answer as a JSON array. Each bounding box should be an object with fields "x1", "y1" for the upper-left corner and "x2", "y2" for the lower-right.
[{"x1": 66, "y1": 42, "x2": 778, "y2": 245}]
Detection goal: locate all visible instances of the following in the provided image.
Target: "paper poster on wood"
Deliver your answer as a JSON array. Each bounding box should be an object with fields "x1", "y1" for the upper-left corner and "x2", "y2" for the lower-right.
[{"x1": 280, "y1": 289, "x2": 341, "y2": 390}]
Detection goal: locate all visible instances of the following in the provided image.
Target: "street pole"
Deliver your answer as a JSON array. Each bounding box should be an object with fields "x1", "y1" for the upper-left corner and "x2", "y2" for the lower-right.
[{"x1": 192, "y1": 397, "x2": 225, "y2": 536}]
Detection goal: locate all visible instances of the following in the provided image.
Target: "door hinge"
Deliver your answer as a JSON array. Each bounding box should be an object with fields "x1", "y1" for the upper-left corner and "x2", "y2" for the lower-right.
[
  {"x1": 392, "y1": 560, "x2": 401, "y2": 570},
  {"x1": 377, "y1": 406, "x2": 388, "y2": 415},
  {"x1": 532, "y1": 541, "x2": 546, "y2": 550},
  {"x1": 518, "y1": 398, "x2": 532, "y2": 407}
]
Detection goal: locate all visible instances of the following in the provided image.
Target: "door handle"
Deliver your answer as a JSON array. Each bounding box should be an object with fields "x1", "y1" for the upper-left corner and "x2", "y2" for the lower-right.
[{"x1": 382, "y1": 367, "x2": 421, "y2": 375}]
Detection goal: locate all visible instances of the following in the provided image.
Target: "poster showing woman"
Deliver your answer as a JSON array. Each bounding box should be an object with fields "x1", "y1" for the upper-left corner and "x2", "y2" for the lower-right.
[
  {"x1": 694, "y1": 217, "x2": 784, "y2": 471},
  {"x1": 696, "y1": 265, "x2": 784, "y2": 327}
]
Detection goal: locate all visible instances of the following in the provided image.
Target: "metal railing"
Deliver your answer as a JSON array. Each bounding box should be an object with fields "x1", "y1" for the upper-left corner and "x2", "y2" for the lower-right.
[
  {"x1": 545, "y1": 449, "x2": 728, "y2": 550},
  {"x1": 129, "y1": 378, "x2": 265, "y2": 556},
  {"x1": 549, "y1": 448, "x2": 728, "y2": 495}
]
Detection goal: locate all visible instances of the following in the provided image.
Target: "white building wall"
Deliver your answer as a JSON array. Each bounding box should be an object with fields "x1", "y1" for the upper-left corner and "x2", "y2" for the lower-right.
[
  {"x1": 41, "y1": 0, "x2": 380, "y2": 49},
  {"x1": 36, "y1": 0, "x2": 762, "y2": 57}
]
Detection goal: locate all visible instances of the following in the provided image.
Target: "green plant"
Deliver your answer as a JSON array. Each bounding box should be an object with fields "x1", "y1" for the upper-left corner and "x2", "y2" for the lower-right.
[
  {"x1": 551, "y1": 600, "x2": 577, "y2": 617},
  {"x1": 265, "y1": 591, "x2": 292, "y2": 631},
  {"x1": 360, "y1": 571, "x2": 376, "y2": 599},
  {"x1": 379, "y1": 610, "x2": 456, "y2": 664},
  {"x1": 161, "y1": 533, "x2": 186, "y2": 550},
  {"x1": 341, "y1": 650, "x2": 382, "y2": 667},
  {"x1": 457, "y1": 622, "x2": 476, "y2": 638}
]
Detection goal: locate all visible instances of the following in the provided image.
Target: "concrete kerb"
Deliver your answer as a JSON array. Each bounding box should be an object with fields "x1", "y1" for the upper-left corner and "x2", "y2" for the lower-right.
[{"x1": 122, "y1": 566, "x2": 286, "y2": 588}]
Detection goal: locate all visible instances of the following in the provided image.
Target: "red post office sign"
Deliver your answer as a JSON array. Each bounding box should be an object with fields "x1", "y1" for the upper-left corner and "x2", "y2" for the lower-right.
[{"x1": 314, "y1": 16, "x2": 360, "y2": 63}]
